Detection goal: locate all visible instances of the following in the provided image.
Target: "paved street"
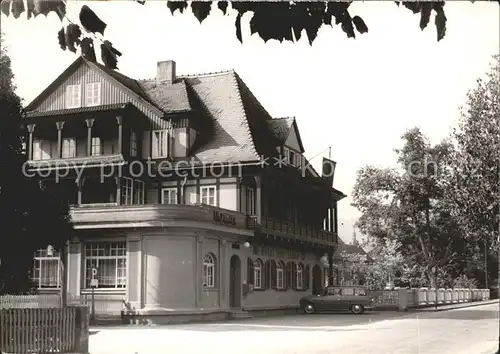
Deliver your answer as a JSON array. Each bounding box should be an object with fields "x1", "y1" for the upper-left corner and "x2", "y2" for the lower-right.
[{"x1": 89, "y1": 303, "x2": 498, "y2": 354}]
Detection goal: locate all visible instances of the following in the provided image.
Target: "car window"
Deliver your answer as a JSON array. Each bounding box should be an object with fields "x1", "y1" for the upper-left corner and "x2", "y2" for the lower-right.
[
  {"x1": 342, "y1": 288, "x2": 354, "y2": 296},
  {"x1": 325, "y1": 287, "x2": 341, "y2": 295},
  {"x1": 355, "y1": 288, "x2": 367, "y2": 296}
]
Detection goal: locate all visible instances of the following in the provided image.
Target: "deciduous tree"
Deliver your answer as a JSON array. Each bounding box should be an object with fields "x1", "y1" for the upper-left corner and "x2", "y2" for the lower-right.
[
  {"x1": 352, "y1": 128, "x2": 471, "y2": 288},
  {"x1": 0, "y1": 35, "x2": 72, "y2": 295},
  {"x1": 452, "y1": 55, "x2": 500, "y2": 287}
]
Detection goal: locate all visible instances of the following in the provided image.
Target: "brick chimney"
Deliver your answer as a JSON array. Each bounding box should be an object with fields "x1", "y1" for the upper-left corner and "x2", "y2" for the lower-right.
[{"x1": 156, "y1": 60, "x2": 176, "y2": 84}]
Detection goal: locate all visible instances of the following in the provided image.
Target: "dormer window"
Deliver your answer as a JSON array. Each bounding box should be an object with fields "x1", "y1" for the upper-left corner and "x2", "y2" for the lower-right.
[
  {"x1": 282, "y1": 146, "x2": 302, "y2": 168},
  {"x1": 85, "y1": 82, "x2": 101, "y2": 106},
  {"x1": 65, "y1": 85, "x2": 81, "y2": 109}
]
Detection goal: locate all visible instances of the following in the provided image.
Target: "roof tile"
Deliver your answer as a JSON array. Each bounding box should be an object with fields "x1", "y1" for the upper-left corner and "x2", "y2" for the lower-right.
[
  {"x1": 182, "y1": 71, "x2": 260, "y2": 163},
  {"x1": 138, "y1": 79, "x2": 192, "y2": 113}
]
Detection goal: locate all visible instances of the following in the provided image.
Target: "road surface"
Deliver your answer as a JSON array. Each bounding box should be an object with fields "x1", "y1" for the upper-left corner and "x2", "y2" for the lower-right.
[{"x1": 89, "y1": 303, "x2": 498, "y2": 354}]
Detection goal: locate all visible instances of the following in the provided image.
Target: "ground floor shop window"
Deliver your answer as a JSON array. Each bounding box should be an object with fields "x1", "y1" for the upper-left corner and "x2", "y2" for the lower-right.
[{"x1": 84, "y1": 242, "x2": 126, "y2": 289}]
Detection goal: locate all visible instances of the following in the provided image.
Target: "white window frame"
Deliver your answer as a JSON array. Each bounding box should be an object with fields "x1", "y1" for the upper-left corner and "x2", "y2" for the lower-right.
[
  {"x1": 296, "y1": 263, "x2": 304, "y2": 290},
  {"x1": 200, "y1": 186, "x2": 216, "y2": 206},
  {"x1": 120, "y1": 177, "x2": 133, "y2": 205},
  {"x1": 66, "y1": 84, "x2": 81, "y2": 109},
  {"x1": 324, "y1": 267, "x2": 329, "y2": 287},
  {"x1": 62, "y1": 137, "x2": 76, "y2": 158},
  {"x1": 276, "y1": 261, "x2": 285, "y2": 289},
  {"x1": 85, "y1": 82, "x2": 101, "y2": 107},
  {"x1": 32, "y1": 249, "x2": 61, "y2": 289},
  {"x1": 161, "y1": 187, "x2": 178, "y2": 205},
  {"x1": 203, "y1": 253, "x2": 216, "y2": 288},
  {"x1": 254, "y1": 259, "x2": 263, "y2": 289},
  {"x1": 134, "y1": 180, "x2": 145, "y2": 204},
  {"x1": 84, "y1": 242, "x2": 126, "y2": 289},
  {"x1": 130, "y1": 131, "x2": 138, "y2": 157},
  {"x1": 91, "y1": 137, "x2": 102, "y2": 156},
  {"x1": 151, "y1": 130, "x2": 169, "y2": 158}
]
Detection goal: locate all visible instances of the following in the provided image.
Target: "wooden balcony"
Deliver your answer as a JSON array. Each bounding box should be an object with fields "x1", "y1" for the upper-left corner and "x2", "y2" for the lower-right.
[
  {"x1": 248, "y1": 216, "x2": 337, "y2": 245},
  {"x1": 70, "y1": 203, "x2": 255, "y2": 234},
  {"x1": 27, "y1": 154, "x2": 125, "y2": 171}
]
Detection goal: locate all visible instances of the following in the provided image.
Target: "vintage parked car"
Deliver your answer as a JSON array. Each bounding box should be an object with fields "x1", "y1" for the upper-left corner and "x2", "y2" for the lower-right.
[{"x1": 299, "y1": 285, "x2": 375, "y2": 314}]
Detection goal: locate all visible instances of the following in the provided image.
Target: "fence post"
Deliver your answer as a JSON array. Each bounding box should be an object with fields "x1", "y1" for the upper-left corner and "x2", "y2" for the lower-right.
[{"x1": 73, "y1": 306, "x2": 90, "y2": 354}]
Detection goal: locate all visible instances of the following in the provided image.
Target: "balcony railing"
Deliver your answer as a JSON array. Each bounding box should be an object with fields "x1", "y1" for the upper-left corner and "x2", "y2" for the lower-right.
[{"x1": 248, "y1": 216, "x2": 336, "y2": 243}]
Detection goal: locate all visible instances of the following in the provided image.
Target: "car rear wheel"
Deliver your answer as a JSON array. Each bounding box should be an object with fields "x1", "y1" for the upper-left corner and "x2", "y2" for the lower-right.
[
  {"x1": 303, "y1": 303, "x2": 316, "y2": 314},
  {"x1": 350, "y1": 304, "x2": 364, "y2": 315}
]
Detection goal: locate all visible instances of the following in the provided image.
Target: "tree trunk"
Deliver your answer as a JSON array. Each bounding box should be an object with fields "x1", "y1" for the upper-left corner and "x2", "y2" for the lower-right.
[{"x1": 427, "y1": 270, "x2": 437, "y2": 288}]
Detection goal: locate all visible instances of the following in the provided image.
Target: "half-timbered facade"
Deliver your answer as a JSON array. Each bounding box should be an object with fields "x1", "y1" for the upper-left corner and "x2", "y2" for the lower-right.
[{"x1": 25, "y1": 57, "x2": 345, "y2": 320}]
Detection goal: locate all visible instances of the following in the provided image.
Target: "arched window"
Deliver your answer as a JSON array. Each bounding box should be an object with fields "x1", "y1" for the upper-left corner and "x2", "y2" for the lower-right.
[
  {"x1": 203, "y1": 253, "x2": 216, "y2": 288},
  {"x1": 296, "y1": 263, "x2": 304, "y2": 290},
  {"x1": 276, "y1": 261, "x2": 285, "y2": 289},
  {"x1": 254, "y1": 259, "x2": 263, "y2": 289}
]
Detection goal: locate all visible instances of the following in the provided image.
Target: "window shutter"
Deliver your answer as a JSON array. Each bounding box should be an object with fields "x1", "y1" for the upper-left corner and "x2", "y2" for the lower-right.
[
  {"x1": 270, "y1": 261, "x2": 277, "y2": 289},
  {"x1": 285, "y1": 262, "x2": 292, "y2": 290},
  {"x1": 247, "y1": 258, "x2": 254, "y2": 286},
  {"x1": 304, "y1": 264, "x2": 310, "y2": 290},
  {"x1": 292, "y1": 263, "x2": 297, "y2": 290},
  {"x1": 142, "y1": 131, "x2": 150, "y2": 159},
  {"x1": 264, "y1": 260, "x2": 270, "y2": 289}
]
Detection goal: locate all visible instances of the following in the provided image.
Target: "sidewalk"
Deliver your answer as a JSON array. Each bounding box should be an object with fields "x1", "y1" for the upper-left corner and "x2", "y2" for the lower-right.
[{"x1": 411, "y1": 299, "x2": 498, "y2": 312}]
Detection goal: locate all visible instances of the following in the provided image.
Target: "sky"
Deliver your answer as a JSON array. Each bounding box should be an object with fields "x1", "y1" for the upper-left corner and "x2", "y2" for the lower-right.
[{"x1": 2, "y1": 1, "x2": 499, "y2": 243}]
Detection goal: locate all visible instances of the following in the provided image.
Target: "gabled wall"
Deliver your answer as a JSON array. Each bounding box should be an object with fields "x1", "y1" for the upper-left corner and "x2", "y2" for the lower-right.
[
  {"x1": 284, "y1": 124, "x2": 302, "y2": 152},
  {"x1": 31, "y1": 63, "x2": 131, "y2": 112}
]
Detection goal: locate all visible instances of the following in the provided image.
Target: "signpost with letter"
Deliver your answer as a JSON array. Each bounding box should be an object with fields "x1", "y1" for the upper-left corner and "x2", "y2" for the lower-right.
[{"x1": 90, "y1": 267, "x2": 98, "y2": 320}]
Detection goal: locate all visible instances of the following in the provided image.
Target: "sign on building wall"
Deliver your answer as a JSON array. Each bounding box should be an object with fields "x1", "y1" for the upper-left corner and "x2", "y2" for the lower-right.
[
  {"x1": 253, "y1": 245, "x2": 306, "y2": 260},
  {"x1": 213, "y1": 210, "x2": 237, "y2": 226}
]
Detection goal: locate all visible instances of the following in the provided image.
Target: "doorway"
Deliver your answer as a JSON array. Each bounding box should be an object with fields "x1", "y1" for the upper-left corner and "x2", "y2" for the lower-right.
[
  {"x1": 229, "y1": 255, "x2": 241, "y2": 308},
  {"x1": 312, "y1": 264, "x2": 323, "y2": 295}
]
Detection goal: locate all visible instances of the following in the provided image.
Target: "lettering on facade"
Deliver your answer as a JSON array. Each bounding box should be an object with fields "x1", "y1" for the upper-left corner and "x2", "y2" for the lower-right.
[
  {"x1": 213, "y1": 210, "x2": 237, "y2": 226},
  {"x1": 253, "y1": 246, "x2": 305, "y2": 260}
]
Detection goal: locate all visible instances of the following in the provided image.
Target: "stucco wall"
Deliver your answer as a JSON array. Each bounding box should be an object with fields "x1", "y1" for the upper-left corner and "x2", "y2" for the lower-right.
[
  {"x1": 143, "y1": 233, "x2": 196, "y2": 310},
  {"x1": 229, "y1": 246, "x2": 324, "y2": 310}
]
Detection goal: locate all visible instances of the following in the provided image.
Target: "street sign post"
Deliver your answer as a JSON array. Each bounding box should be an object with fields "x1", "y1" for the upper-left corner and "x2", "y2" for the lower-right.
[{"x1": 90, "y1": 267, "x2": 97, "y2": 321}]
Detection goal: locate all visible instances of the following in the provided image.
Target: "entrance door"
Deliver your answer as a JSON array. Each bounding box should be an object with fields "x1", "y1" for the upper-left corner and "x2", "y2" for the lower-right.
[
  {"x1": 229, "y1": 255, "x2": 241, "y2": 308},
  {"x1": 312, "y1": 264, "x2": 323, "y2": 295}
]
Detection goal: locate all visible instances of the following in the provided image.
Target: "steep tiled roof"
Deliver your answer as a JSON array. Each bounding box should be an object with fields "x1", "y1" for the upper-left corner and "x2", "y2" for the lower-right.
[
  {"x1": 91, "y1": 61, "x2": 148, "y2": 99},
  {"x1": 181, "y1": 71, "x2": 261, "y2": 163},
  {"x1": 138, "y1": 79, "x2": 192, "y2": 113},
  {"x1": 267, "y1": 117, "x2": 294, "y2": 144}
]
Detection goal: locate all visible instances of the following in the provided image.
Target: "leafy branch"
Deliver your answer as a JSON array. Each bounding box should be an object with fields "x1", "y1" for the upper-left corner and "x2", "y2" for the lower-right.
[{"x1": 1, "y1": 0, "x2": 473, "y2": 70}]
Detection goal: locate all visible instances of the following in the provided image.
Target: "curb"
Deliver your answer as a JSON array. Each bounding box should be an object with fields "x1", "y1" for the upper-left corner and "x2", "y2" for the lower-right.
[{"x1": 411, "y1": 299, "x2": 498, "y2": 312}]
